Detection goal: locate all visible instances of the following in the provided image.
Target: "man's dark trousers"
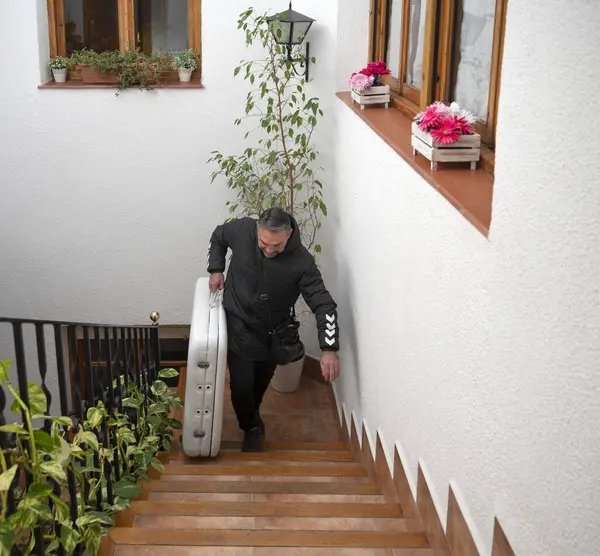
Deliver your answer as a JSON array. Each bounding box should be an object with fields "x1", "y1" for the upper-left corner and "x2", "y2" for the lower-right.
[{"x1": 227, "y1": 350, "x2": 276, "y2": 431}]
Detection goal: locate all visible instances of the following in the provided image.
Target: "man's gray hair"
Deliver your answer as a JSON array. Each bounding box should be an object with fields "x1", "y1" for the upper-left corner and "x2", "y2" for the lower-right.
[{"x1": 258, "y1": 207, "x2": 292, "y2": 233}]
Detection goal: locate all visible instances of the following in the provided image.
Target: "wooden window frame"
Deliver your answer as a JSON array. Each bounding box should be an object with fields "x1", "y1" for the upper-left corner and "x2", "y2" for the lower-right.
[
  {"x1": 370, "y1": 0, "x2": 507, "y2": 150},
  {"x1": 46, "y1": 0, "x2": 202, "y2": 62}
]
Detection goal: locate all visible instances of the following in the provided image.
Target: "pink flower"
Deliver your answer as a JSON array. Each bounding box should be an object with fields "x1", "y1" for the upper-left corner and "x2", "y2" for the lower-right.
[
  {"x1": 430, "y1": 117, "x2": 461, "y2": 144},
  {"x1": 415, "y1": 104, "x2": 444, "y2": 132},
  {"x1": 350, "y1": 72, "x2": 374, "y2": 92},
  {"x1": 455, "y1": 116, "x2": 474, "y2": 135}
]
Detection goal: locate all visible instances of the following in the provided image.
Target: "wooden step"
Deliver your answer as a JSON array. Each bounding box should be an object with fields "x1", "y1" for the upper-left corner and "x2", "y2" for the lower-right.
[
  {"x1": 169, "y1": 451, "x2": 356, "y2": 463},
  {"x1": 108, "y1": 528, "x2": 430, "y2": 549},
  {"x1": 128, "y1": 501, "x2": 403, "y2": 518},
  {"x1": 113, "y1": 548, "x2": 430, "y2": 556},
  {"x1": 214, "y1": 440, "x2": 349, "y2": 451},
  {"x1": 160, "y1": 463, "x2": 367, "y2": 477},
  {"x1": 143, "y1": 480, "x2": 381, "y2": 495}
]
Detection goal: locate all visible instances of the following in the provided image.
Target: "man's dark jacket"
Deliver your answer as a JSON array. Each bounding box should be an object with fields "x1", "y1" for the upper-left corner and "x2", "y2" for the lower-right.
[{"x1": 206, "y1": 216, "x2": 339, "y2": 360}]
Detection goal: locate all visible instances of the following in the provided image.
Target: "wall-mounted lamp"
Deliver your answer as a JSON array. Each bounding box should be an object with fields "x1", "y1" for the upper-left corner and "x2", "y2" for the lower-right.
[{"x1": 266, "y1": 2, "x2": 315, "y2": 82}]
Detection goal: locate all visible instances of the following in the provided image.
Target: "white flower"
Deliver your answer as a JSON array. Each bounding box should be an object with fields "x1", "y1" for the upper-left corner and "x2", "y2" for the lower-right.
[
  {"x1": 458, "y1": 108, "x2": 476, "y2": 124},
  {"x1": 450, "y1": 102, "x2": 461, "y2": 115}
]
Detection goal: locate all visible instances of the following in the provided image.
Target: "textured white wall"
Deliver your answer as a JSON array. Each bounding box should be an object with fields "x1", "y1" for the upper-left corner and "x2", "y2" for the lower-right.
[{"x1": 326, "y1": 1, "x2": 600, "y2": 555}]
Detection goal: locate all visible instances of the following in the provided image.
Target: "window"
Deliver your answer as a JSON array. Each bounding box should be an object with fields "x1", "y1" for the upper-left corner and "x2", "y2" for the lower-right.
[
  {"x1": 370, "y1": 0, "x2": 506, "y2": 148},
  {"x1": 46, "y1": 0, "x2": 201, "y2": 58}
]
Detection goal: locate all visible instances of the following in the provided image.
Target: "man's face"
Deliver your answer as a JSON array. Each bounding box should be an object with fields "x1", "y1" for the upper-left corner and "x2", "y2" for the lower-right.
[{"x1": 258, "y1": 227, "x2": 292, "y2": 258}]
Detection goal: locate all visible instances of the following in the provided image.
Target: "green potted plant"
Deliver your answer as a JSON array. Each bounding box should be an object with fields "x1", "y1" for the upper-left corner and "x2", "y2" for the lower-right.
[
  {"x1": 48, "y1": 56, "x2": 69, "y2": 82},
  {"x1": 173, "y1": 49, "x2": 199, "y2": 82},
  {"x1": 208, "y1": 7, "x2": 327, "y2": 393}
]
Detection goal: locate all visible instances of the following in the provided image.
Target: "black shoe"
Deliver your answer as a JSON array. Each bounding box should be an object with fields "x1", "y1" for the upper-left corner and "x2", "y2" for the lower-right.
[
  {"x1": 242, "y1": 426, "x2": 263, "y2": 452},
  {"x1": 255, "y1": 410, "x2": 265, "y2": 436}
]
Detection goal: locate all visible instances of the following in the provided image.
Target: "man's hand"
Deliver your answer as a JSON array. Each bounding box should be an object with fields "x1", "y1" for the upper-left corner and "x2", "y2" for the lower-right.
[
  {"x1": 320, "y1": 351, "x2": 340, "y2": 383},
  {"x1": 209, "y1": 272, "x2": 225, "y2": 293}
]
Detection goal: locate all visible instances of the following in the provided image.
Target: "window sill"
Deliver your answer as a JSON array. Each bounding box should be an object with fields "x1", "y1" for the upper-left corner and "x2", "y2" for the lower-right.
[
  {"x1": 336, "y1": 91, "x2": 493, "y2": 237},
  {"x1": 38, "y1": 80, "x2": 204, "y2": 90}
]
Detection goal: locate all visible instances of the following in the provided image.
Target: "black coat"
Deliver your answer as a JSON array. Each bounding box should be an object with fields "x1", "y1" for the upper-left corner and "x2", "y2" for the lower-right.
[{"x1": 207, "y1": 216, "x2": 339, "y2": 360}]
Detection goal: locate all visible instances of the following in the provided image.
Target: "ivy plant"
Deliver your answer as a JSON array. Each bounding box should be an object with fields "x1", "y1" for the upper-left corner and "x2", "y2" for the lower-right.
[
  {"x1": 208, "y1": 7, "x2": 327, "y2": 257},
  {"x1": 0, "y1": 359, "x2": 182, "y2": 556}
]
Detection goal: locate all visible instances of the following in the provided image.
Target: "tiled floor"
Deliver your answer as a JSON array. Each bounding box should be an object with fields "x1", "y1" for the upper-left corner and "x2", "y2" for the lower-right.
[{"x1": 221, "y1": 374, "x2": 343, "y2": 444}]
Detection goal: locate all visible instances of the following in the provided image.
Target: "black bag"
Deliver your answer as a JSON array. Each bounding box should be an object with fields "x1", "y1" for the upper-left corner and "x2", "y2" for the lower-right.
[{"x1": 269, "y1": 307, "x2": 305, "y2": 366}]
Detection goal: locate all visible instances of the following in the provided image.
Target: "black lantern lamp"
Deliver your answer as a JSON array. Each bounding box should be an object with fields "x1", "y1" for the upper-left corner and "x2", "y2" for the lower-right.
[{"x1": 266, "y1": 2, "x2": 315, "y2": 81}]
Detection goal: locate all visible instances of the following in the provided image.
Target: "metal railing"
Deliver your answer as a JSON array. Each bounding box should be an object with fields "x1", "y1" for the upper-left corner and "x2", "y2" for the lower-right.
[{"x1": 0, "y1": 313, "x2": 162, "y2": 555}]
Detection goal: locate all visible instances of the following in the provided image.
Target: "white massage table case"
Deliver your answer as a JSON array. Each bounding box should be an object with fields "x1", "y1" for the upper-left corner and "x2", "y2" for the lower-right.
[{"x1": 181, "y1": 277, "x2": 228, "y2": 458}]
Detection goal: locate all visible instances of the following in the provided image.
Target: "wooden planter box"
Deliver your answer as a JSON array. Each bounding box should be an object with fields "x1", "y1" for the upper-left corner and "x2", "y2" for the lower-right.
[
  {"x1": 351, "y1": 85, "x2": 390, "y2": 110},
  {"x1": 78, "y1": 64, "x2": 119, "y2": 84},
  {"x1": 411, "y1": 121, "x2": 481, "y2": 170}
]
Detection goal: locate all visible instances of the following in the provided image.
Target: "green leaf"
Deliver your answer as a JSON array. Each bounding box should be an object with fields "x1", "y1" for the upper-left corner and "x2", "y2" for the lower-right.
[
  {"x1": 40, "y1": 460, "x2": 67, "y2": 482},
  {"x1": 0, "y1": 423, "x2": 28, "y2": 435},
  {"x1": 28, "y1": 482, "x2": 53, "y2": 497},
  {"x1": 18, "y1": 494, "x2": 53, "y2": 521},
  {"x1": 28, "y1": 382, "x2": 48, "y2": 415},
  {"x1": 83, "y1": 524, "x2": 104, "y2": 556},
  {"x1": 122, "y1": 397, "x2": 139, "y2": 409},
  {"x1": 0, "y1": 465, "x2": 17, "y2": 491},
  {"x1": 158, "y1": 368, "x2": 179, "y2": 379},
  {"x1": 60, "y1": 524, "x2": 80, "y2": 554},
  {"x1": 46, "y1": 539, "x2": 60, "y2": 553},
  {"x1": 0, "y1": 521, "x2": 13, "y2": 556},
  {"x1": 151, "y1": 380, "x2": 168, "y2": 396},
  {"x1": 50, "y1": 494, "x2": 70, "y2": 522},
  {"x1": 77, "y1": 510, "x2": 113, "y2": 527},
  {"x1": 148, "y1": 403, "x2": 167, "y2": 416},
  {"x1": 150, "y1": 457, "x2": 164, "y2": 473},
  {"x1": 87, "y1": 407, "x2": 103, "y2": 429},
  {"x1": 57, "y1": 435, "x2": 71, "y2": 466},
  {"x1": 113, "y1": 479, "x2": 143, "y2": 501},
  {"x1": 0, "y1": 359, "x2": 10, "y2": 386},
  {"x1": 33, "y1": 429, "x2": 55, "y2": 453},
  {"x1": 74, "y1": 430, "x2": 99, "y2": 451}
]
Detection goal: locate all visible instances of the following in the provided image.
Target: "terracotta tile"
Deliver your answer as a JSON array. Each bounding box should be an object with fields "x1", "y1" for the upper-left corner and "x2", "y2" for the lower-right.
[
  {"x1": 373, "y1": 519, "x2": 422, "y2": 533},
  {"x1": 253, "y1": 549, "x2": 393, "y2": 556},
  {"x1": 355, "y1": 495, "x2": 387, "y2": 504},
  {"x1": 134, "y1": 516, "x2": 254, "y2": 530},
  {"x1": 115, "y1": 548, "x2": 253, "y2": 556},
  {"x1": 148, "y1": 493, "x2": 253, "y2": 503},
  {"x1": 252, "y1": 493, "x2": 358, "y2": 503},
  {"x1": 160, "y1": 474, "x2": 249, "y2": 482},
  {"x1": 255, "y1": 517, "x2": 376, "y2": 531},
  {"x1": 251, "y1": 475, "x2": 342, "y2": 483}
]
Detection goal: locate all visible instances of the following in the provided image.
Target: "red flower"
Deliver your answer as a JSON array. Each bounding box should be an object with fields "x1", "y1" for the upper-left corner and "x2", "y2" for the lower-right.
[
  {"x1": 367, "y1": 61, "x2": 391, "y2": 75},
  {"x1": 430, "y1": 117, "x2": 461, "y2": 145},
  {"x1": 359, "y1": 67, "x2": 373, "y2": 77},
  {"x1": 415, "y1": 104, "x2": 444, "y2": 132}
]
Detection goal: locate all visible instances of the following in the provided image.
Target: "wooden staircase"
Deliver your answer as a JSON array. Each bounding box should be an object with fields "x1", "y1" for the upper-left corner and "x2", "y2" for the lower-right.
[{"x1": 101, "y1": 372, "x2": 433, "y2": 555}]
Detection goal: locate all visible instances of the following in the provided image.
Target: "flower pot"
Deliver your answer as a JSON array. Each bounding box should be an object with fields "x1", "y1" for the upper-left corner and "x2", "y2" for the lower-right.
[
  {"x1": 178, "y1": 68, "x2": 193, "y2": 82},
  {"x1": 270, "y1": 355, "x2": 305, "y2": 393},
  {"x1": 52, "y1": 67, "x2": 67, "y2": 83},
  {"x1": 351, "y1": 84, "x2": 390, "y2": 110},
  {"x1": 78, "y1": 64, "x2": 119, "y2": 84}
]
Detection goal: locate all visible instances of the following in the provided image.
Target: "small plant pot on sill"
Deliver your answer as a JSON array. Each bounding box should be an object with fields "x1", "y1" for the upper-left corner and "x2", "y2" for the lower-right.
[
  {"x1": 270, "y1": 355, "x2": 305, "y2": 393},
  {"x1": 178, "y1": 68, "x2": 193, "y2": 82},
  {"x1": 351, "y1": 85, "x2": 390, "y2": 110},
  {"x1": 52, "y1": 68, "x2": 67, "y2": 83},
  {"x1": 78, "y1": 64, "x2": 119, "y2": 84},
  {"x1": 411, "y1": 121, "x2": 481, "y2": 170}
]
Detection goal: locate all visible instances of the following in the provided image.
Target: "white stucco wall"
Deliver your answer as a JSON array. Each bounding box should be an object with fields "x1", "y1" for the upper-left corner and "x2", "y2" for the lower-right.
[{"x1": 327, "y1": 1, "x2": 600, "y2": 556}]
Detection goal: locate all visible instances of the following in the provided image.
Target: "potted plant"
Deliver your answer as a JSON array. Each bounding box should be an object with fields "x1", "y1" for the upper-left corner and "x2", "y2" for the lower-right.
[
  {"x1": 208, "y1": 7, "x2": 327, "y2": 393},
  {"x1": 173, "y1": 49, "x2": 198, "y2": 82},
  {"x1": 349, "y1": 61, "x2": 391, "y2": 109},
  {"x1": 412, "y1": 101, "x2": 481, "y2": 170},
  {"x1": 48, "y1": 56, "x2": 69, "y2": 82}
]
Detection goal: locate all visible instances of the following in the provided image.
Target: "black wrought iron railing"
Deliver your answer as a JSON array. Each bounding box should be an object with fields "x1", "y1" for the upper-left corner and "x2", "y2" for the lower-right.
[{"x1": 0, "y1": 315, "x2": 164, "y2": 556}]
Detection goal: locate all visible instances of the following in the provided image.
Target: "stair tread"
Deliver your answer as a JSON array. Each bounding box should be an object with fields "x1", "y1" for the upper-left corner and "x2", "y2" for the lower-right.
[
  {"x1": 143, "y1": 480, "x2": 381, "y2": 494},
  {"x1": 161, "y1": 464, "x2": 367, "y2": 477},
  {"x1": 108, "y1": 528, "x2": 430, "y2": 548},
  {"x1": 178, "y1": 441, "x2": 348, "y2": 452},
  {"x1": 128, "y1": 501, "x2": 403, "y2": 518},
  {"x1": 169, "y1": 451, "x2": 356, "y2": 463}
]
